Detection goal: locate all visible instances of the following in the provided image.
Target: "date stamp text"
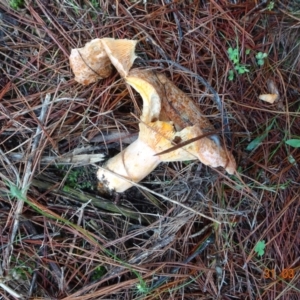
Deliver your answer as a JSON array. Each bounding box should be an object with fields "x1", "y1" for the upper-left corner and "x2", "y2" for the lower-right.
[{"x1": 263, "y1": 268, "x2": 295, "y2": 280}]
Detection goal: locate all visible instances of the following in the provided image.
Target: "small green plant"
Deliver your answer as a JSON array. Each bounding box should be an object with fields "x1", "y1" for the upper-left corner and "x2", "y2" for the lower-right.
[
  {"x1": 83, "y1": 0, "x2": 101, "y2": 20},
  {"x1": 235, "y1": 64, "x2": 250, "y2": 74},
  {"x1": 228, "y1": 70, "x2": 234, "y2": 81},
  {"x1": 12, "y1": 265, "x2": 34, "y2": 280},
  {"x1": 133, "y1": 270, "x2": 152, "y2": 296},
  {"x1": 227, "y1": 47, "x2": 239, "y2": 64},
  {"x1": 136, "y1": 281, "x2": 151, "y2": 295},
  {"x1": 68, "y1": 0, "x2": 80, "y2": 15},
  {"x1": 91, "y1": 266, "x2": 106, "y2": 281},
  {"x1": 254, "y1": 240, "x2": 266, "y2": 257},
  {"x1": 267, "y1": 1, "x2": 275, "y2": 11},
  {"x1": 9, "y1": 0, "x2": 24, "y2": 9},
  {"x1": 227, "y1": 47, "x2": 250, "y2": 81},
  {"x1": 10, "y1": 255, "x2": 34, "y2": 281},
  {"x1": 58, "y1": 166, "x2": 94, "y2": 190},
  {"x1": 90, "y1": 0, "x2": 99, "y2": 9},
  {"x1": 256, "y1": 52, "x2": 268, "y2": 66},
  {"x1": 66, "y1": 169, "x2": 80, "y2": 187}
]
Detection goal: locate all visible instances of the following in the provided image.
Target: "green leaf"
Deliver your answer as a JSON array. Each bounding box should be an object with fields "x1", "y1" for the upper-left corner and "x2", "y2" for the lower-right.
[
  {"x1": 288, "y1": 155, "x2": 296, "y2": 165},
  {"x1": 267, "y1": 1, "x2": 275, "y2": 11},
  {"x1": 245, "y1": 49, "x2": 251, "y2": 55},
  {"x1": 9, "y1": 0, "x2": 24, "y2": 10},
  {"x1": 234, "y1": 65, "x2": 249, "y2": 74},
  {"x1": 63, "y1": 185, "x2": 70, "y2": 192},
  {"x1": 227, "y1": 47, "x2": 233, "y2": 54},
  {"x1": 91, "y1": 266, "x2": 106, "y2": 281},
  {"x1": 254, "y1": 240, "x2": 266, "y2": 257},
  {"x1": 228, "y1": 70, "x2": 234, "y2": 81},
  {"x1": 228, "y1": 47, "x2": 239, "y2": 64},
  {"x1": 240, "y1": 67, "x2": 249, "y2": 74},
  {"x1": 246, "y1": 136, "x2": 264, "y2": 151},
  {"x1": 285, "y1": 139, "x2": 300, "y2": 148},
  {"x1": 257, "y1": 59, "x2": 264, "y2": 66},
  {"x1": 256, "y1": 52, "x2": 268, "y2": 66},
  {"x1": 256, "y1": 52, "x2": 263, "y2": 59}
]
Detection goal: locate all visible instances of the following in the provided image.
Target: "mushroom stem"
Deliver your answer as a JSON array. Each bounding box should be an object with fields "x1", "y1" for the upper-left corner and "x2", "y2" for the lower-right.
[{"x1": 97, "y1": 137, "x2": 160, "y2": 193}]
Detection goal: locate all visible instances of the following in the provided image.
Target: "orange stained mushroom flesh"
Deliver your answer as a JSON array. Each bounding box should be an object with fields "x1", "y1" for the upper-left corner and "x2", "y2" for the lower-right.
[{"x1": 69, "y1": 38, "x2": 237, "y2": 193}]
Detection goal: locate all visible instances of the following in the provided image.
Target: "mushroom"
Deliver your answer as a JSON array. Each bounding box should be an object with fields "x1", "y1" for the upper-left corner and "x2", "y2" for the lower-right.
[
  {"x1": 69, "y1": 38, "x2": 236, "y2": 193},
  {"x1": 97, "y1": 69, "x2": 236, "y2": 193}
]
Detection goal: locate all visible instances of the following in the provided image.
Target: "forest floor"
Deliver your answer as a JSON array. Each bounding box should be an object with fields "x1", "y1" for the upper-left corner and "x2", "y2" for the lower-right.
[{"x1": 0, "y1": 0, "x2": 299, "y2": 299}]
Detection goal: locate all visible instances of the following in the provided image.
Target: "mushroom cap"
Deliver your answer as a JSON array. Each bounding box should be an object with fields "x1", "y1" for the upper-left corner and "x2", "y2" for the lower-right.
[
  {"x1": 69, "y1": 38, "x2": 112, "y2": 85},
  {"x1": 101, "y1": 38, "x2": 138, "y2": 78},
  {"x1": 184, "y1": 126, "x2": 236, "y2": 174},
  {"x1": 156, "y1": 74, "x2": 214, "y2": 132},
  {"x1": 144, "y1": 122, "x2": 236, "y2": 174},
  {"x1": 69, "y1": 38, "x2": 138, "y2": 85}
]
